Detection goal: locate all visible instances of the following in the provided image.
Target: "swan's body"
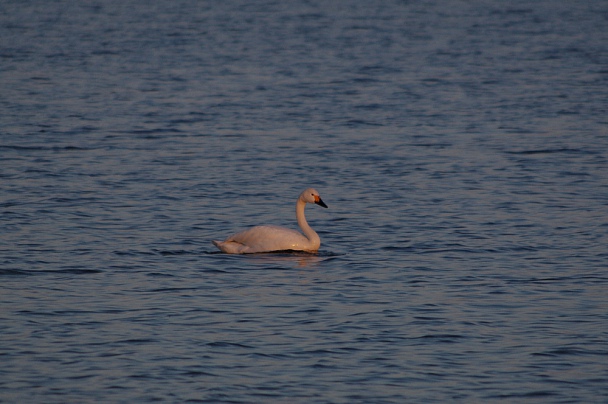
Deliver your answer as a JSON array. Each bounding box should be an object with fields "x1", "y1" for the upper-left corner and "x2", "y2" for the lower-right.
[{"x1": 213, "y1": 188, "x2": 328, "y2": 254}]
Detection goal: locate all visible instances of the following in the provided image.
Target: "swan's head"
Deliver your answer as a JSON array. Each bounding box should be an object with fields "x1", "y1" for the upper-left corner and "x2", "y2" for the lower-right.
[{"x1": 300, "y1": 188, "x2": 328, "y2": 208}]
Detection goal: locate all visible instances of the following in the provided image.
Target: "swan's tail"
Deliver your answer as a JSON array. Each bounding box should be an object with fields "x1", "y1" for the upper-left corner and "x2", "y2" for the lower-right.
[{"x1": 212, "y1": 240, "x2": 248, "y2": 254}]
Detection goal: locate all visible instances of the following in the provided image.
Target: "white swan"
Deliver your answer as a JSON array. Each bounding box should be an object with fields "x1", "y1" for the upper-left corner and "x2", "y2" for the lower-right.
[{"x1": 213, "y1": 188, "x2": 328, "y2": 254}]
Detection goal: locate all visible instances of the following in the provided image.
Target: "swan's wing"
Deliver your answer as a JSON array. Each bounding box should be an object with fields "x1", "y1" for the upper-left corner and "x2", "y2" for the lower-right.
[
  {"x1": 226, "y1": 225, "x2": 309, "y2": 252},
  {"x1": 227, "y1": 225, "x2": 303, "y2": 244},
  {"x1": 213, "y1": 239, "x2": 248, "y2": 254}
]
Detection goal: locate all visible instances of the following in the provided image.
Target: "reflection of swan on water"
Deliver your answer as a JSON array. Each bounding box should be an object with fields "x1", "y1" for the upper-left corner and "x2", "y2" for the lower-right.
[
  {"x1": 213, "y1": 188, "x2": 328, "y2": 254},
  {"x1": 251, "y1": 252, "x2": 324, "y2": 268}
]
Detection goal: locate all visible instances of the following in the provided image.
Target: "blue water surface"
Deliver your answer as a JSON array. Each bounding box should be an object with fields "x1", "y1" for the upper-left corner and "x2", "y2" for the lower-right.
[{"x1": 1, "y1": 0, "x2": 607, "y2": 402}]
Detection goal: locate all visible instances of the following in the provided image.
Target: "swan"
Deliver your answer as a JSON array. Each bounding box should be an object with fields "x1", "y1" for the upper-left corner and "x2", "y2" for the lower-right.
[{"x1": 213, "y1": 188, "x2": 328, "y2": 254}]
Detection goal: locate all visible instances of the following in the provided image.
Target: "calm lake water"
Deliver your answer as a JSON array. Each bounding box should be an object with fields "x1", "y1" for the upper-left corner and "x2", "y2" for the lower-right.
[{"x1": 1, "y1": 0, "x2": 607, "y2": 402}]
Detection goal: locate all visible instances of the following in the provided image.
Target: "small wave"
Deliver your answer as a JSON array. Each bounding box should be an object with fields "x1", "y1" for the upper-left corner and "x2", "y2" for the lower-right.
[
  {"x1": 149, "y1": 287, "x2": 199, "y2": 292},
  {"x1": 410, "y1": 143, "x2": 452, "y2": 148},
  {"x1": 412, "y1": 334, "x2": 466, "y2": 343},
  {"x1": 207, "y1": 341, "x2": 254, "y2": 349},
  {"x1": 114, "y1": 338, "x2": 157, "y2": 345},
  {"x1": 155, "y1": 249, "x2": 196, "y2": 256},
  {"x1": 114, "y1": 250, "x2": 157, "y2": 256},
  {"x1": 53, "y1": 268, "x2": 103, "y2": 274},
  {"x1": 534, "y1": 347, "x2": 608, "y2": 357},
  {"x1": 487, "y1": 391, "x2": 558, "y2": 399},
  {"x1": 0, "y1": 145, "x2": 89, "y2": 151},
  {"x1": 179, "y1": 370, "x2": 218, "y2": 377},
  {"x1": 506, "y1": 148, "x2": 593, "y2": 155},
  {"x1": 146, "y1": 272, "x2": 177, "y2": 277},
  {"x1": 0, "y1": 268, "x2": 32, "y2": 276},
  {"x1": 0, "y1": 268, "x2": 102, "y2": 276},
  {"x1": 344, "y1": 119, "x2": 383, "y2": 127}
]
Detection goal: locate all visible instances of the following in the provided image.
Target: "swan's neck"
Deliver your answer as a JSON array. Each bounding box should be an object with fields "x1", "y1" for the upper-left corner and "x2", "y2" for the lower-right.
[{"x1": 296, "y1": 199, "x2": 320, "y2": 249}]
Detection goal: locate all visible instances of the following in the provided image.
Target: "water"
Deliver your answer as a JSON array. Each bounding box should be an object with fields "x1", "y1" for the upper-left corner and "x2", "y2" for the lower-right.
[{"x1": 1, "y1": 0, "x2": 607, "y2": 402}]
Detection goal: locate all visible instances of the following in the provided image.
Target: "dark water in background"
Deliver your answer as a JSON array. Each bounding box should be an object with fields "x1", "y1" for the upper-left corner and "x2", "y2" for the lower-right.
[{"x1": 1, "y1": 0, "x2": 607, "y2": 402}]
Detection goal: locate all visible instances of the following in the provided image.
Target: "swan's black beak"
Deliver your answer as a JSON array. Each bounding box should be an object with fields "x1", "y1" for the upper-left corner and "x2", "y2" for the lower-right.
[{"x1": 315, "y1": 197, "x2": 328, "y2": 208}]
